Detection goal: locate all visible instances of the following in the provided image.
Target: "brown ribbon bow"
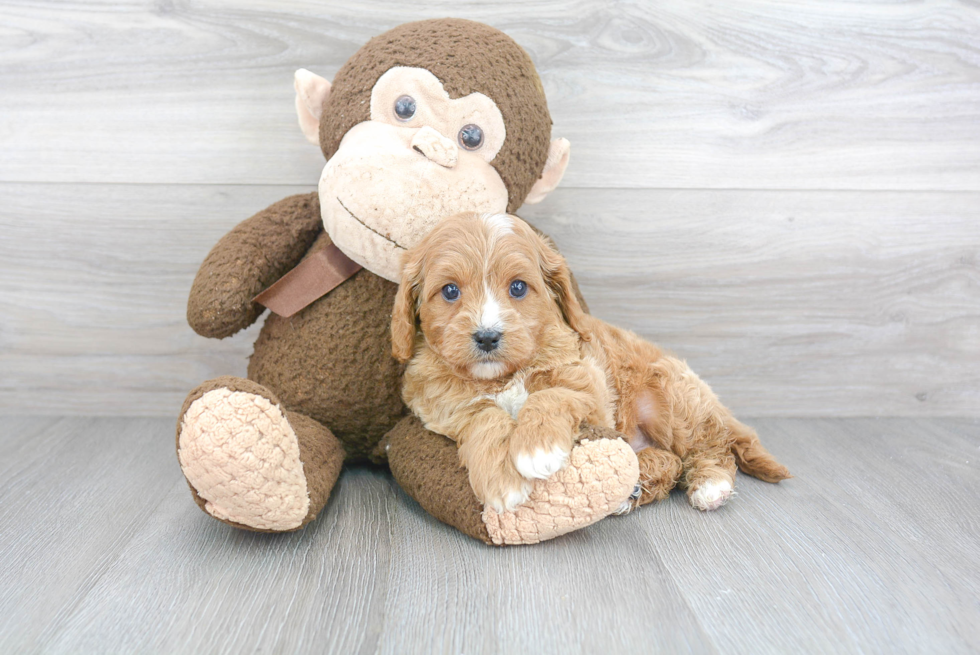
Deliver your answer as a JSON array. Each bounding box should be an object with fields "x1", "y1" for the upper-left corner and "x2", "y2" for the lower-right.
[{"x1": 253, "y1": 243, "x2": 363, "y2": 317}]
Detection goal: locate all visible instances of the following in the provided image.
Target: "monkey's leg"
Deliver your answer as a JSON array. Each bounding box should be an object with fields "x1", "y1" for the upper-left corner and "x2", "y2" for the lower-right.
[
  {"x1": 384, "y1": 417, "x2": 639, "y2": 546},
  {"x1": 177, "y1": 376, "x2": 344, "y2": 532}
]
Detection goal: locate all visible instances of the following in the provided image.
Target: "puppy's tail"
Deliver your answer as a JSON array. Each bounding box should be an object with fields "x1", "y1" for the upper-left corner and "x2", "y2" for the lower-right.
[{"x1": 729, "y1": 419, "x2": 791, "y2": 483}]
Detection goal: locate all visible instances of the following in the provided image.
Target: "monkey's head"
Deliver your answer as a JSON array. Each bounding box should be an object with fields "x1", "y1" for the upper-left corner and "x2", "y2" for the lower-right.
[{"x1": 293, "y1": 19, "x2": 571, "y2": 282}]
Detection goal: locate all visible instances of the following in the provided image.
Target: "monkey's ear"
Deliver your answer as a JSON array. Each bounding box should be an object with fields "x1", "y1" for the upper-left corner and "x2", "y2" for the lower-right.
[
  {"x1": 294, "y1": 69, "x2": 332, "y2": 146},
  {"x1": 390, "y1": 251, "x2": 424, "y2": 363},
  {"x1": 523, "y1": 138, "x2": 571, "y2": 205}
]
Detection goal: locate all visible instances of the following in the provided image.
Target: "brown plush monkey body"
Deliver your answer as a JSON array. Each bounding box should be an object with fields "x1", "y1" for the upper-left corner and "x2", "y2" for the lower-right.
[{"x1": 177, "y1": 19, "x2": 647, "y2": 545}]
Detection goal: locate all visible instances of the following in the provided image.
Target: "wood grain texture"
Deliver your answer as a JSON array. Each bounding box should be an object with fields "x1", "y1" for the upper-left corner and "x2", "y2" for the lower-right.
[
  {"x1": 523, "y1": 188, "x2": 980, "y2": 417},
  {"x1": 1, "y1": 417, "x2": 978, "y2": 653},
  {"x1": 0, "y1": 1, "x2": 978, "y2": 189},
  {"x1": 3, "y1": 4, "x2": 977, "y2": 653},
  {"x1": 0, "y1": 417, "x2": 179, "y2": 652},
  {"x1": 0, "y1": 182, "x2": 286, "y2": 415},
  {"x1": 641, "y1": 417, "x2": 980, "y2": 653},
  {"x1": 43, "y1": 470, "x2": 398, "y2": 654},
  {"x1": 1, "y1": 2, "x2": 978, "y2": 415},
  {"x1": 2, "y1": 183, "x2": 977, "y2": 416},
  {"x1": 378, "y1": 493, "x2": 716, "y2": 654}
]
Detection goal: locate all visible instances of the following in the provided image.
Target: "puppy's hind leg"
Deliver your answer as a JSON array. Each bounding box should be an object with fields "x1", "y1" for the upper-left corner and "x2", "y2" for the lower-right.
[
  {"x1": 640, "y1": 358, "x2": 738, "y2": 511},
  {"x1": 625, "y1": 390, "x2": 683, "y2": 510},
  {"x1": 681, "y1": 443, "x2": 738, "y2": 512},
  {"x1": 630, "y1": 447, "x2": 683, "y2": 510}
]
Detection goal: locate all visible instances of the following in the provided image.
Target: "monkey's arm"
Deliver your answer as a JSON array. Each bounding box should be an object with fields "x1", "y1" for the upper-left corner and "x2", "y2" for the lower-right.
[{"x1": 187, "y1": 192, "x2": 323, "y2": 339}]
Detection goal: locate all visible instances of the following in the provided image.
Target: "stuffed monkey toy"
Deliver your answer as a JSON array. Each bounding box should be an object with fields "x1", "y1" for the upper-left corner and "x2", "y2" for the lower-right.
[{"x1": 177, "y1": 19, "x2": 652, "y2": 546}]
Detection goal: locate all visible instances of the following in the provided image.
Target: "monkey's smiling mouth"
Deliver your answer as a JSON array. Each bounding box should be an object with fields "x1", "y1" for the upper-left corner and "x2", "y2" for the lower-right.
[{"x1": 337, "y1": 197, "x2": 406, "y2": 250}]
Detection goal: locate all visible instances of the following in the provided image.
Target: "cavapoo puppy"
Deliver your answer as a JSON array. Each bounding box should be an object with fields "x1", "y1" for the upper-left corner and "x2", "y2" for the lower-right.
[{"x1": 392, "y1": 213, "x2": 790, "y2": 513}]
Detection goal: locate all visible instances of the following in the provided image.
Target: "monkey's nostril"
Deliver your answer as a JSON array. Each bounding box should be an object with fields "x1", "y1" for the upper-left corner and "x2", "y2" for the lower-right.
[
  {"x1": 413, "y1": 145, "x2": 424, "y2": 155},
  {"x1": 473, "y1": 330, "x2": 502, "y2": 353}
]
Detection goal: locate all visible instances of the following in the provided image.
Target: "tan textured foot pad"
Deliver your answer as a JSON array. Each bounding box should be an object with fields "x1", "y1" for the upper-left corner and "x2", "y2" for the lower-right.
[
  {"x1": 178, "y1": 388, "x2": 310, "y2": 531},
  {"x1": 482, "y1": 438, "x2": 640, "y2": 546}
]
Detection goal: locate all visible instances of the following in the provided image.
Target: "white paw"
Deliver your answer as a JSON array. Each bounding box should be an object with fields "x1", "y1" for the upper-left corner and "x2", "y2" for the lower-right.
[
  {"x1": 488, "y1": 483, "x2": 532, "y2": 513},
  {"x1": 689, "y1": 479, "x2": 733, "y2": 511},
  {"x1": 515, "y1": 446, "x2": 569, "y2": 480},
  {"x1": 504, "y1": 488, "x2": 530, "y2": 512}
]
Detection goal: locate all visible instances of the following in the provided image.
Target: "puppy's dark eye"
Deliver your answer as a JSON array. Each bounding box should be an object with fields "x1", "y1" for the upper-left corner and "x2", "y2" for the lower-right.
[
  {"x1": 509, "y1": 280, "x2": 527, "y2": 299},
  {"x1": 442, "y1": 283, "x2": 460, "y2": 302},
  {"x1": 394, "y1": 95, "x2": 416, "y2": 121},
  {"x1": 458, "y1": 124, "x2": 483, "y2": 150}
]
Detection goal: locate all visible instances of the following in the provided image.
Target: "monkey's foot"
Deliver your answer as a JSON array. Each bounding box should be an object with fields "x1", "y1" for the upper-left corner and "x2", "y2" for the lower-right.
[
  {"x1": 177, "y1": 377, "x2": 345, "y2": 532},
  {"x1": 482, "y1": 437, "x2": 640, "y2": 546},
  {"x1": 178, "y1": 384, "x2": 310, "y2": 531}
]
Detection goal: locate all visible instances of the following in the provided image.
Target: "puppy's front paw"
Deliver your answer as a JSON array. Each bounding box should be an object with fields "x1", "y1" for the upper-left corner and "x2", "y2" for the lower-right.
[
  {"x1": 514, "y1": 445, "x2": 569, "y2": 480},
  {"x1": 482, "y1": 438, "x2": 641, "y2": 546},
  {"x1": 461, "y1": 439, "x2": 535, "y2": 513},
  {"x1": 510, "y1": 418, "x2": 575, "y2": 482},
  {"x1": 483, "y1": 479, "x2": 533, "y2": 513}
]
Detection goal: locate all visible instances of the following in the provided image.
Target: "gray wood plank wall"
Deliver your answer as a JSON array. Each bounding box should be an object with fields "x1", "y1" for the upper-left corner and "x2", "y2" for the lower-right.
[{"x1": 1, "y1": 1, "x2": 978, "y2": 416}]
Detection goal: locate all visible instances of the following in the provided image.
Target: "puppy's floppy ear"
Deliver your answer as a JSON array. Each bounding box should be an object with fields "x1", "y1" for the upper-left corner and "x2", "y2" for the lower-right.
[
  {"x1": 391, "y1": 248, "x2": 425, "y2": 362},
  {"x1": 531, "y1": 230, "x2": 592, "y2": 341}
]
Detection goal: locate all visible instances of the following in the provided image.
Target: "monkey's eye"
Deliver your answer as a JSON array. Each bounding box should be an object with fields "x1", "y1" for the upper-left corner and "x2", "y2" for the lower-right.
[
  {"x1": 442, "y1": 283, "x2": 460, "y2": 302},
  {"x1": 509, "y1": 280, "x2": 528, "y2": 299},
  {"x1": 394, "y1": 95, "x2": 416, "y2": 121},
  {"x1": 458, "y1": 124, "x2": 484, "y2": 150}
]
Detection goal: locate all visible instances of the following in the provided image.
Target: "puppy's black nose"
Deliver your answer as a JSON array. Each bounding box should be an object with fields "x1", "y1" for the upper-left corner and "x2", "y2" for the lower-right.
[{"x1": 473, "y1": 329, "x2": 502, "y2": 353}]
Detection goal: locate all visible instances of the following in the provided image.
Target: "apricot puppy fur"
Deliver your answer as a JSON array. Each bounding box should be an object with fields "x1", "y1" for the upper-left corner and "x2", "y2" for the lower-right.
[{"x1": 392, "y1": 213, "x2": 790, "y2": 513}]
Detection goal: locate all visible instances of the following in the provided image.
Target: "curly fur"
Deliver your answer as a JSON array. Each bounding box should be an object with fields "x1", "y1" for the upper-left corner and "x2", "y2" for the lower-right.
[{"x1": 393, "y1": 213, "x2": 791, "y2": 512}]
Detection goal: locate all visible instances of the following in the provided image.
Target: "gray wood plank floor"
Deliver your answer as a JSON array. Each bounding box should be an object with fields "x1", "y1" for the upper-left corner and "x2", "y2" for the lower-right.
[{"x1": 2, "y1": 417, "x2": 977, "y2": 654}]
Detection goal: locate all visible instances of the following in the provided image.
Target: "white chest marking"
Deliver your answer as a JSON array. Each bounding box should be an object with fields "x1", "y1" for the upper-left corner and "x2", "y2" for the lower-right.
[{"x1": 492, "y1": 380, "x2": 528, "y2": 420}]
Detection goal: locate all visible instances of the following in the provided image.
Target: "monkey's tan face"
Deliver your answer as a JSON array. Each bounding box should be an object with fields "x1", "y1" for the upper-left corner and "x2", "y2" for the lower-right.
[{"x1": 319, "y1": 67, "x2": 510, "y2": 282}]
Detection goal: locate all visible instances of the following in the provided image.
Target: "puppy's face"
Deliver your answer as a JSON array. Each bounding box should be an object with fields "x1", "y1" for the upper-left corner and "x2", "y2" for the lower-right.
[{"x1": 392, "y1": 213, "x2": 589, "y2": 380}]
